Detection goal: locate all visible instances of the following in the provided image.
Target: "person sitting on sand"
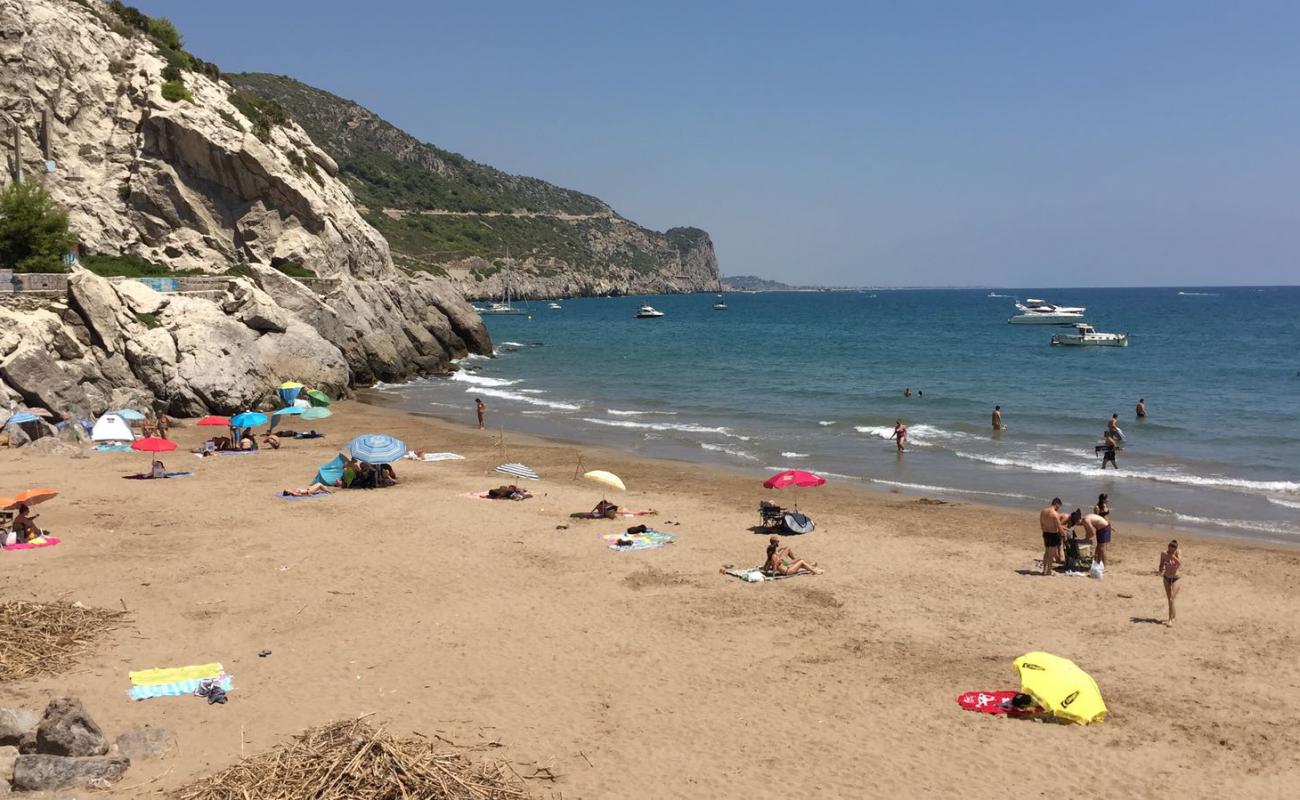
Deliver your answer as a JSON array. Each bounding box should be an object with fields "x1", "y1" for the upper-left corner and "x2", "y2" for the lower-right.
[
  {"x1": 239, "y1": 433, "x2": 257, "y2": 451},
  {"x1": 1158, "y1": 540, "x2": 1182, "y2": 625},
  {"x1": 1039, "y1": 498, "x2": 1068, "y2": 576},
  {"x1": 262, "y1": 433, "x2": 281, "y2": 450},
  {"x1": 281, "y1": 484, "x2": 333, "y2": 497},
  {"x1": 11, "y1": 504, "x2": 43, "y2": 544},
  {"x1": 764, "y1": 536, "x2": 822, "y2": 576},
  {"x1": 592, "y1": 499, "x2": 619, "y2": 519}
]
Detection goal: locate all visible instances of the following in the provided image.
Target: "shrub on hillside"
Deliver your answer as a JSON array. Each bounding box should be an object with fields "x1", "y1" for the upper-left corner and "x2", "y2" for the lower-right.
[
  {"x1": 0, "y1": 182, "x2": 78, "y2": 273},
  {"x1": 161, "y1": 80, "x2": 192, "y2": 102}
]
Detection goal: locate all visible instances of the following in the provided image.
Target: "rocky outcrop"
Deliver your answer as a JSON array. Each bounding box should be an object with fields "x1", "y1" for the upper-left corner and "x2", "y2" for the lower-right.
[{"x1": 0, "y1": 0, "x2": 492, "y2": 409}]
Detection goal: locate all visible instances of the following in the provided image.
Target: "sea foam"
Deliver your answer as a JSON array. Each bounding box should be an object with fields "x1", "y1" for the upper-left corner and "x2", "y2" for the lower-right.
[{"x1": 472, "y1": 386, "x2": 580, "y2": 411}]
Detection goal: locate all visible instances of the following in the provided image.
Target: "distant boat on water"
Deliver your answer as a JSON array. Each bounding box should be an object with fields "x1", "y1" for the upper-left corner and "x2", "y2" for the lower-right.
[
  {"x1": 713, "y1": 293, "x2": 728, "y2": 310},
  {"x1": 635, "y1": 303, "x2": 665, "y2": 319}
]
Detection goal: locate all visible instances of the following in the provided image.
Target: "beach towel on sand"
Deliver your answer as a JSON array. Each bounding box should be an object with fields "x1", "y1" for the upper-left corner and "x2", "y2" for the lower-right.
[
  {"x1": 129, "y1": 662, "x2": 233, "y2": 701},
  {"x1": 123, "y1": 472, "x2": 193, "y2": 480},
  {"x1": 275, "y1": 492, "x2": 331, "y2": 501},
  {"x1": 956, "y1": 691, "x2": 1042, "y2": 717},
  {"x1": 405, "y1": 452, "x2": 465, "y2": 462},
  {"x1": 721, "y1": 565, "x2": 802, "y2": 582},
  {"x1": 601, "y1": 530, "x2": 673, "y2": 551},
  {"x1": 3, "y1": 536, "x2": 61, "y2": 552}
]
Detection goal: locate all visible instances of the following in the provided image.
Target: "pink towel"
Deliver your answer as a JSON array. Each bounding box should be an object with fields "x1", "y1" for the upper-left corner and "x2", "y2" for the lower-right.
[{"x1": 3, "y1": 536, "x2": 62, "y2": 551}]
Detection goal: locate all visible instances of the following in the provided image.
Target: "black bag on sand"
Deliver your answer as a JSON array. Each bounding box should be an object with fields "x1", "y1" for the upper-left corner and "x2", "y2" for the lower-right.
[{"x1": 626, "y1": 524, "x2": 648, "y2": 535}]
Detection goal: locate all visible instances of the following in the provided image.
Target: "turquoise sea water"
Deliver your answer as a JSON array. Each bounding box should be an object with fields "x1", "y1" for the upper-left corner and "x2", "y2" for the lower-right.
[{"x1": 378, "y1": 287, "x2": 1300, "y2": 542}]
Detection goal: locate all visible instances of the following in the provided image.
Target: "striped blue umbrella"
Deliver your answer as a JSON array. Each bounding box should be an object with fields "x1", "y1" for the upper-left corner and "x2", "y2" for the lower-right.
[
  {"x1": 5, "y1": 412, "x2": 40, "y2": 425},
  {"x1": 348, "y1": 434, "x2": 407, "y2": 464},
  {"x1": 496, "y1": 462, "x2": 540, "y2": 481},
  {"x1": 229, "y1": 411, "x2": 268, "y2": 428}
]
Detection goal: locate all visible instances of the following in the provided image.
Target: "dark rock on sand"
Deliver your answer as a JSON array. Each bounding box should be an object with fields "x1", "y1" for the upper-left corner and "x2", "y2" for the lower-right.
[
  {"x1": 11, "y1": 754, "x2": 129, "y2": 791},
  {"x1": 34, "y1": 697, "x2": 108, "y2": 758}
]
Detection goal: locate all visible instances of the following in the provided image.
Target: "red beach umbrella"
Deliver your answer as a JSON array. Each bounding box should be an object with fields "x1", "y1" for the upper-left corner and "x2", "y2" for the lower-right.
[
  {"x1": 131, "y1": 438, "x2": 177, "y2": 453},
  {"x1": 197, "y1": 416, "x2": 230, "y2": 427},
  {"x1": 762, "y1": 470, "x2": 827, "y2": 490}
]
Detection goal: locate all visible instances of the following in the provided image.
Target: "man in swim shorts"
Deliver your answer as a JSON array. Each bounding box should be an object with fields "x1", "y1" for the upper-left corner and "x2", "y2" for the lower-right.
[
  {"x1": 1136, "y1": 399, "x2": 1146, "y2": 419},
  {"x1": 1039, "y1": 498, "x2": 1067, "y2": 576},
  {"x1": 992, "y1": 405, "x2": 1003, "y2": 430},
  {"x1": 1079, "y1": 511, "x2": 1113, "y2": 565}
]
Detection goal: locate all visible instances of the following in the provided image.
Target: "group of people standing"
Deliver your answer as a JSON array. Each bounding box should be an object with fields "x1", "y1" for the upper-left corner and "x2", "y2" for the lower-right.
[{"x1": 1038, "y1": 494, "x2": 1182, "y2": 624}]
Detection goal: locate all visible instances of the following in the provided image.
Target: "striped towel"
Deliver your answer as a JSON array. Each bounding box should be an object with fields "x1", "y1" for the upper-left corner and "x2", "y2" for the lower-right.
[
  {"x1": 496, "y1": 462, "x2": 539, "y2": 480},
  {"x1": 601, "y1": 530, "x2": 674, "y2": 551},
  {"x1": 129, "y1": 662, "x2": 233, "y2": 701},
  {"x1": 406, "y1": 452, "x2": 465, "y2": 462}
]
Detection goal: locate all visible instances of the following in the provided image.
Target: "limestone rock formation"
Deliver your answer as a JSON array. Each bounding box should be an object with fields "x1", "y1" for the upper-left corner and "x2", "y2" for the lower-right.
[{"x1": 0, "y1": 0, "x2": 493, "y2": 410}]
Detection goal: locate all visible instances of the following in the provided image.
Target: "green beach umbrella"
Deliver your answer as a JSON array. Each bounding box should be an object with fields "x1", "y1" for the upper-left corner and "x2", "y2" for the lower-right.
[
  {"x1": 300, "y1": 407, "x2": 332, "y2": 421},
  {"x1": 306, "y1": 389, "x2": 331, "y2": 407}
]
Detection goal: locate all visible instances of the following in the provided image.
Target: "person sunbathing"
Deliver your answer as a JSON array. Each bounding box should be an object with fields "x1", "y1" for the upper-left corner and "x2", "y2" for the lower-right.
[
  {"x1": 12, "y1": 504, "x2": 43, "y2": 544},
  {"x1": 239, "y1": 435, "x2": 257, "y2": 451},
  {"x1": 262, "y1": 433, "x2": 281, "y2": 450},
  {"x1": 281, "y1": 484, "x2": 333, "y2": 497},
  {"x1": 764, "y1": 536, "x2": 822, "y2": 576},
  {"x1": 487, "y1": 484, "x2": 531, "y2": 500}
]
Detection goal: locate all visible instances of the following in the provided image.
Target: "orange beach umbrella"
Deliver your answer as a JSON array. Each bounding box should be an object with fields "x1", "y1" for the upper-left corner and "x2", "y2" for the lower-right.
[{"x1": 4, "y1": 489, "x2": 58, "y2": 510}]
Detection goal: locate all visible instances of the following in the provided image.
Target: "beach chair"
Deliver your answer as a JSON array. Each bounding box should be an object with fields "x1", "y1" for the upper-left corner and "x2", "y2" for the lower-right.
[{"x1": 758, "y1": 500, "x2": 787, "y2": 529}]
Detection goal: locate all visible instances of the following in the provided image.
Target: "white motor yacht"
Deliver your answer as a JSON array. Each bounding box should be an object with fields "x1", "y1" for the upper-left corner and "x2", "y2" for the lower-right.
[
  {"x1": 712, "y1": 294, "x2": 728, "y2": 310},
  {"x1": 1008, "y1": 298, "x2": 1086, "y2": 324},
  {"x1": 547, "y1": 302, "x2": 562, "y2": 310},
  {"x1": 1051, "y1": 323, "x2": 1129, "y2": 347},
  {"x1": 635, "y1": 303, "x2": 665, "y2": 319}
]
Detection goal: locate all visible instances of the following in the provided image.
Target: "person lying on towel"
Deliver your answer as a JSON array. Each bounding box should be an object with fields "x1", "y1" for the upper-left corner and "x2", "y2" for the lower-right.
[
  {"x1": 281, "y1": 484, "x2": 334, "y2": 497},
  {"x1": 764, "y1": 536, "x2": 823, "y2": 577},
  {"x1": 487, "y1": 484, "x2": 531, "y2": 501}
]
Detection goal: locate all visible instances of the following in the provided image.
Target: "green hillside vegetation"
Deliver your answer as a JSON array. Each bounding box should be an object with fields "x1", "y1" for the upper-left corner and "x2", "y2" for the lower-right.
[{"x1": 227, "y1": 73, "x2": 707, "y2": 277}]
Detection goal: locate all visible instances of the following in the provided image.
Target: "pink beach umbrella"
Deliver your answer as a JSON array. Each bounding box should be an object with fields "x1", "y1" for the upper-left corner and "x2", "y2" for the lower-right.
[{"x1": 762, "y1": 470, "x2": 827, "y2": 490}]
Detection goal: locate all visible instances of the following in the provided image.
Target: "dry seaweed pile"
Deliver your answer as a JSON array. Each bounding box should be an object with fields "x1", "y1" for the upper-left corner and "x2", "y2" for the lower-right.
[
  {"x1": 0, "y1": 600, "x2": 128, "y2": 681},
  {"x1": 171, "y1": 719, "x2": 528, "y2": 800}
]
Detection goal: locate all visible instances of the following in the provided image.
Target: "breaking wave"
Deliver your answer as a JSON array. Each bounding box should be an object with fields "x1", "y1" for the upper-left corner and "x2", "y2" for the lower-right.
[
  {"x1": 472, "y1": 387, "x2": 580, "y2": 411},
  {"x1": 449, "y1": 372, "x2": 520, "y2": 388},
  {"x1": 581, "y1": 417, "x2": 750, "y2": 440}
]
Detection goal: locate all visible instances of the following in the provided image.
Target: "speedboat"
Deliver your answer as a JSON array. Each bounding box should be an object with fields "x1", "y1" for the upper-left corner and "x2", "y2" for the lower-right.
[
  {"x1": 635, "y1": 304, "x2": 665, "y2": 319},
  {"x1": 1008, "y1": 298, "x2": 1086, "y2": 324},
  {"x1": 712, "y1": 294, "x2": 727, "y2": 310},
  {"x1": 548, "y1": 302, "x2": 562, "y2": 310},
  {"x1": 1051, "y1": 323, "x2": 1129, "y2": 347}
]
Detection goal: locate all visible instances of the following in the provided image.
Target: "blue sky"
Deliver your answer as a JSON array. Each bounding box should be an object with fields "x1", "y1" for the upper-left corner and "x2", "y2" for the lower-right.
[{"x1": 140, "y1": 1, "x2": 1298, "y2": 286}]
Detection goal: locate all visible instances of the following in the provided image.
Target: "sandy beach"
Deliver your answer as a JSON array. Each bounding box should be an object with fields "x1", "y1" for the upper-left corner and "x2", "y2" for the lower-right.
[{"x1": 2, "y1": 398, "x2": 1299, "y2": 798}]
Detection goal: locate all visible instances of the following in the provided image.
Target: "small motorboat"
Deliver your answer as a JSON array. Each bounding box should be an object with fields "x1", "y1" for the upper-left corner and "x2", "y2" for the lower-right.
[
  {"x1": 635, "y1": 304, "x2": 665, "y2": 319},
  {"x1": 548, "y1": 302, "x2": 562, "y2": 310},
  {"x1": 1051, "y1": 323, "x2": 1129, "y2": 347},
  {"x1": 712, "y1": 294, "x2": 728, "y2": 310},
  {"x1": 1009, "y1": 298, "x2": 1086, "y2": 324}
]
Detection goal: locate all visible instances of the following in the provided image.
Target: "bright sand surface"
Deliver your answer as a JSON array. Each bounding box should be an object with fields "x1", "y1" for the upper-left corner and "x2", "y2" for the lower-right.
[{"x1": 2, "y1": 399, "x2": 1299, "y2": 798}]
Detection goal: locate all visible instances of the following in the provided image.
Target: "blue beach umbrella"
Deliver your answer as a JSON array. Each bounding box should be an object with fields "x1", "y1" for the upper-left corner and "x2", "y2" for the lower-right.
[
  {"x1": 5, "y1": 412, "x2": 39, "y2": 426},
  {"x1": 314, "y1": 454, "x2": 347, "y2": 486},
  {"x1": 348, "y1": 433, "x2": 407, "y2": 464},
  {"x1": 272, "y1": 407, "x2": 303, "y2": 417},
  {"x1": 229, "y1": 411, "x2": 268, "y2": 429},
  {"x1": 276, "y1": 381, "x2": 304, "y2": 406},
  {"x1": 114, "y1": 409, "x2": 146, "y2": 421}
]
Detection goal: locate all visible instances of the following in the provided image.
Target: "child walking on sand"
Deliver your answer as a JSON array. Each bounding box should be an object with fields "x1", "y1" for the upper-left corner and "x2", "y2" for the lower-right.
[{"x1": 1158, "y1": 540, "x2": 1182, "y2": 625}]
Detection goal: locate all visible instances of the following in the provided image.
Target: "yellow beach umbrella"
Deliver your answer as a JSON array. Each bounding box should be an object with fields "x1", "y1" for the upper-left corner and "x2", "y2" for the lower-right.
[
  {"x1": 583, "y1": 470, "x2": 626, "y2": 492},
  {"x1": 1014, "y1": 652, "x2": 1107, "y2": 725},
  {"x1": 277, "y1": 381, "x2": 305, "y2": 389}
]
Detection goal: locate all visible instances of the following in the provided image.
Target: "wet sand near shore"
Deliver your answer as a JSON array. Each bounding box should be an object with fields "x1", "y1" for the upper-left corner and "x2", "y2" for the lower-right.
[{"x1": 2, "y1": 400, "x2": 1298, "y2": 798}]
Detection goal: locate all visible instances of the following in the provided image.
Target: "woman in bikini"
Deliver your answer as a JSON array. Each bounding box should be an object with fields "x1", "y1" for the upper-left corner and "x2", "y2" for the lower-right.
[
  {"x1": 1158, "y1": 540, "x2": 1182, "y2": 625},
  {"x1": 764, "y1": 536, "x2": 823, "y2": 576},
  {"x1": 1093, "y1": 493, "x2": 1110, "y2": 519}
]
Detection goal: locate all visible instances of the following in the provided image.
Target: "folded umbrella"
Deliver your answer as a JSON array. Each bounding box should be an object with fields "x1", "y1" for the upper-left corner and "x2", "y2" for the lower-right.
[
  {"x1": 348, "y1": 434, "x2": 407, "y2": 464},
  {"x1": 276, "y1": 381, "x2": 304, "y2": 406}
]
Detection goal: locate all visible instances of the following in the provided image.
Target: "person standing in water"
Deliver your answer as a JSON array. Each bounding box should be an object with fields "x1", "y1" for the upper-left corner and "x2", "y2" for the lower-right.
[
  {"x1": 1158, "y1": 540, "x2": 1182, "y2": 625},
  {"x1": 1136, "y1": 399, "x2": 1147, "y2": 419},
  {"x1": 1093, "y1": 493, "x2": 1110, "y2": 519},
  {"x1": 1098, "y1": 431, "x2": 1119, "y2": 469},
  {"x1": 475, "y1": 397, "x2": 487, "y2": 430},
  {"x1": 891, "y1": 419, "x2": 907, "y2": 453},
  {"x1": 1108, "y1": 413, "x2": 1124, "y2": 440},
  {"x1": 1039, "y1": 498, "x2": 1068, "y2": 576},
  {"x1": 903, "y1": 388, "x2": 911, "y2": 398},
  {"x1": 992, "y1": 405, "x2": 1003, "y2": 430}
]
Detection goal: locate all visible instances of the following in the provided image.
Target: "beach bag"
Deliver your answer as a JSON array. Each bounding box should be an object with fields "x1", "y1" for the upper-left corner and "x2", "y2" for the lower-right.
[{"x1": 1089, "y1": 560, "x2": 1104, "y2": 580}]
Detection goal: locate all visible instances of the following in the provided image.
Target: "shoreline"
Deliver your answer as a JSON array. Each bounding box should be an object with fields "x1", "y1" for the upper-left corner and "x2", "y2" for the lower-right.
[
  {"x1": 3, "y1": 399, "x2": 1299, "y2": 797},
  {"x1": 360, "y1": 388, "x2": 1300, "y2": 551}
]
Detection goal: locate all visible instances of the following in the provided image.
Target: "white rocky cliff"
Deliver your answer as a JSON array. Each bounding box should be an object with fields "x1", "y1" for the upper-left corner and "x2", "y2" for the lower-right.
[{"x1": 0, "y1": 0, "x2": 492, "y2": 414}]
